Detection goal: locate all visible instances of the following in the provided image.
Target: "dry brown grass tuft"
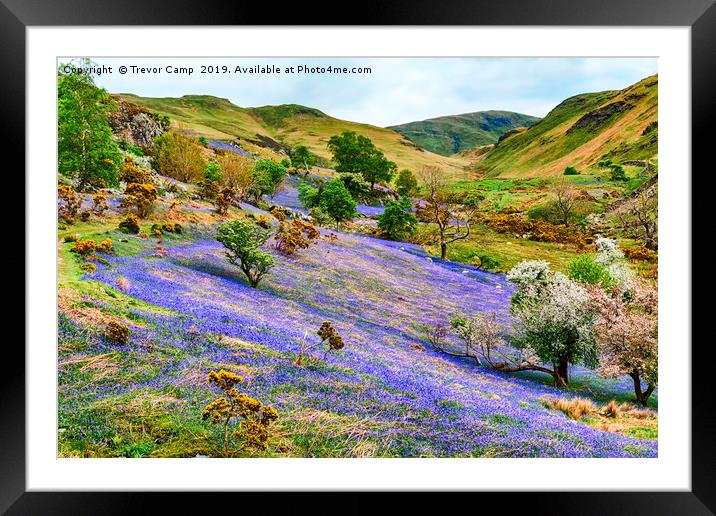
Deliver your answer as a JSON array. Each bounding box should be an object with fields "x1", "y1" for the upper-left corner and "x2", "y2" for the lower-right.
[
  {"x1": 545, "y1": 397, "x2": 597, "y2": 419},
  {"x1": 602, "y1": 400, "x2": 625, "y2": 418}
]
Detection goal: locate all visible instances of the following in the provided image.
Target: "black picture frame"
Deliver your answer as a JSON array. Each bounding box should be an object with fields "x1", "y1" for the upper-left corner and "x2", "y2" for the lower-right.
[{"x1": 6, "y1": 0, "x2": 712, "y2": 513}]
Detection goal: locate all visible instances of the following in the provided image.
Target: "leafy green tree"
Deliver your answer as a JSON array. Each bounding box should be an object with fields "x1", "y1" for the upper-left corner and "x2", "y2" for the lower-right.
[
  {"x1": 395, "y1": 169, "x2": 418, "y2": 197},
  {"x1": 378, "y1": 197, "x2": 417, "y2": 240},
  {"x1": 291, "y1": 145, "x2": 316, "y2": 173},
  {"x1": 280, "y1": 158, "x2": 292, "y2": 169},
  {"x1": 339, "y1": 172, "x2": 371, "y2": 201},
  {"x1": 58, "y1": 60, "x2": 122, "y2": 190},
  {"x1": 563, "y1": 166, "x2": 579, "y2": 176},
  {"x1": 298, "y1": 183, "x2": 321, "y2": 209},
  {"x1": 327, "y1": 131, "x2": 397, "y2": 191},
  {"x1": 319, "y1": 178, "x2": 357, "y2": 223},
  {"x1": 250, "y1": 160, "x2": 287, "y2": 200},
  {"x1": 609, "y1": 164, "x2": 628, "y2": 182},
  {"x1": 215, "y1": 219, "x2": 275, "y2": 288}
]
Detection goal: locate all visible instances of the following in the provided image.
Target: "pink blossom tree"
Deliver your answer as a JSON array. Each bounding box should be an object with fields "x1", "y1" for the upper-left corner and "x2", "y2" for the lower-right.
[{"x1": 589, "y1": 280, "x2": 658, "y2": 406}]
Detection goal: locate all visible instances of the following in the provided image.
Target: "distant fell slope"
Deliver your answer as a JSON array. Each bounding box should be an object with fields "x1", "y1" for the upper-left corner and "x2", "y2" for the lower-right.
[
  {"x1": 388, "y1": 110, "x2": 540, "y2": 156},
  {"x1": 119, "y1": 94, "x2": 470, "y2": 180},
  {"x1": 472, "y1": 75, "x2": 658, "y2": 178}
]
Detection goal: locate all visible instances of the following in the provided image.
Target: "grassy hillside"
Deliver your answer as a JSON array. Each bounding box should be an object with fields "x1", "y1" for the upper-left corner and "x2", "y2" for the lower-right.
[
  {"x1": 472, "y1": 75, "x2": 658, "y2": 178},
  {"x1": 388, "y1": 111, "x2": 540, "y2": 156},
  {"x1": 119, "y1": 94, "x2": 471, "y2": 180},
  {"x1": 58, "y1": 188, "x2": 657, "y2": 458}
]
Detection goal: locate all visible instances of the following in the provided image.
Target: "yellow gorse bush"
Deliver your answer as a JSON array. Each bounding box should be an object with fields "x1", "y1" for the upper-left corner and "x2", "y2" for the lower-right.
[{"x1": 202, "y1": 369, "x2": 279, "y2": 456}]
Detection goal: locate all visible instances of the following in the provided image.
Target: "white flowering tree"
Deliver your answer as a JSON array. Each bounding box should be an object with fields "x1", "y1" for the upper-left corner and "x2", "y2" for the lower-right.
[
  {"x1": 505, "y1": 260, "x2": 598, "y2": 387},
  {"x1": 593, "y1": 237, "x2": 635, "y2": 290}
]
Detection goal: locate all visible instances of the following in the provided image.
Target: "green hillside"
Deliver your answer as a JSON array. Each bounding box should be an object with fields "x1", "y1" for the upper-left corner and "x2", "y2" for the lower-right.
[
  {"x1": 388, "y1": 110, "x2": 540, "y2": 156},
  {"x1": 119, "y1": 94, "x2": 471, "y2": 180},
  {"x1": 471, "y1": 75, "x2": 658, "y2": 178}
]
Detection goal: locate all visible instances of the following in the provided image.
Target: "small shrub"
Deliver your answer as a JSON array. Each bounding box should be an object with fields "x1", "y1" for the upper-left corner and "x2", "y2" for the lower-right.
[
  {"x1": 63, "y1": 234, "x2": 78, "y2": 243},
  {"x1": 215, "y1": 186, "x2": 236, "y2": 216},
  {"x1": 96, "y1": 238, "x2": 113, "y2": 253},
  {"x1": 294, "y1": 322, "x2": 346, "y2": 365},
  {"x1": 79, "y1": 262, "x2": 97, "y2": 274},
  {"x1": 92, "y1": 192, "x2": 110, "y2": 215},
  {"x1": 105, "y1": 321, "x2": 129, "y2": 345},
  {"x1": 198, "y1": 178, "x2": 220, "y2": 200},
  {"x1": 202, "y1": 369, "x2": 278, "y2": 456},
  {"x1": 79, "y1": 210, "x2": 91, "y2": 222},
  {"x1": 317, "y1": 321, "x2": 345, "y2": 351},
  {"x1": 563, "y1": 166, "x2": 579, "y2": 175},
  {"x1": 121, "y1": 157, "x2": 153, "y2": 184},
  {"x1": 70, "y1": 239, "x2": 96, "y2": 257},
  {"x1": 268, "y1": 206, "x2": 287, "y2": 221},
  {"x1": 256, "y1": 215, "x2": 271, "y2": 229},
  {"x1": 161, "y1": 222, "x2": 182, "y2": 234},
  {"x1": 477, "y1": 254, "x2": 500, "y2": 271},
  {"x1": 274, "y1": 220, "x2": 320, "y2": 256},
  {"x1": 58, "y1": 185, "x2": 82, "y2": 221},
  {"x1": 118, "y1": 214, "x2": 140, "y2": 234},
  {"x1": 122, "y1": 183, "x2": 157, "y2": 218}
]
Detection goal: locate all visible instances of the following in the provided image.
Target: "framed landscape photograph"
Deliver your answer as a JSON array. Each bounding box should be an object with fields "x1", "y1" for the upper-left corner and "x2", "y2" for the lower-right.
[{"x1": 8, "y1": 0, "x2": 714, "y2": 512}]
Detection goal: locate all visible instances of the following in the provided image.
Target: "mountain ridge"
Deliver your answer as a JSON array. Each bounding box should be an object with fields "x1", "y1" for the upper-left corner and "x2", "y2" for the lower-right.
[
  {"x1": 118, "y1": 93, "x2": 471, "y2": 180},
  {"x1": 388, "y1": 110, "x2": 540, "y2": 156},
  {"x1": 471, "y1": 75, "x2": 658, "y2": 177}
]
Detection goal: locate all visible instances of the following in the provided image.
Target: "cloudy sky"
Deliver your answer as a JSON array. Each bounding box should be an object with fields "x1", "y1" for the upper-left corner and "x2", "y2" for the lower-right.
[{"x1": 81, "y1": 57, "x2": 657, "y2": 127}]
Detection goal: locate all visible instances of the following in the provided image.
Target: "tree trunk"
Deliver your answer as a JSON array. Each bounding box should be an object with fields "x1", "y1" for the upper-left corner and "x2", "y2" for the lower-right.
[
  {"x1": 440, "y1": 243, "x2": 447, "y2": 260},
  {"x1": 223, "y1": 416, "x2": 230, "y2": 457},
  {"x1": 554, "y1": 358, "x2": 569, "y2": 387},
  {"x1": 631, "y1": 371, "x2": 654, "y2": 406}
]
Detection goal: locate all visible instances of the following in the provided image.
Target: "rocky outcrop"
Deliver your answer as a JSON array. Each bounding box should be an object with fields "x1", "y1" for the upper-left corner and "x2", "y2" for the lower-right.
[
  {"x1": 567, "y1": 101, "x2": 633, "y2": 134},
  {"x1": 496, "y1": 127, "x2": 527, "y2": 145},
  {"x1": 108, "y1": 97, "x2": 169, "y2": 150}
]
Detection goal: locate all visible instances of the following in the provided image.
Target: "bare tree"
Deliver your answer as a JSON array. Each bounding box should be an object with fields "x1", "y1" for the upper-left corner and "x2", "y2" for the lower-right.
[
  {"x1": 551, "y1": 177, "x2": 579, "y2": 226},
  {"x1": 614, "y1": 186, "x2": 658, "y2": 250},
  {"x1": 418, "y1": 167, "x2": 477, "y2": 260}
]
